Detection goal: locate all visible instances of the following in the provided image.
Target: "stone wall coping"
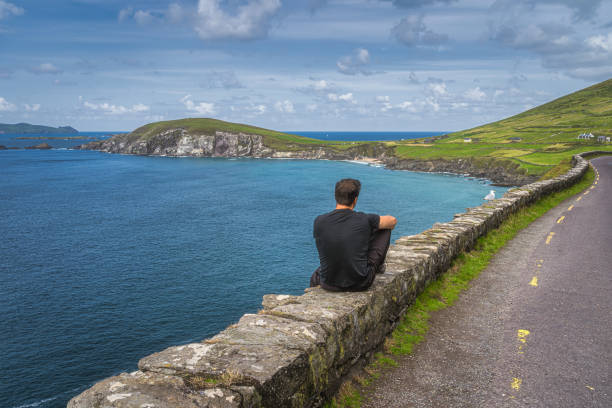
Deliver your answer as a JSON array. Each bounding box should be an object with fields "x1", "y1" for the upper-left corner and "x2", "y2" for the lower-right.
[{"x1": 68, "y1": 152, "x2": 599, "y2": 408}]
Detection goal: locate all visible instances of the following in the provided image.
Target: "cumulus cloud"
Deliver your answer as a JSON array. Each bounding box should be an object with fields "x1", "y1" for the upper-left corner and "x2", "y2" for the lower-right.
[
  {"x1": 587, "y1": 33, "x2": 612, "y2": 51},
  {"x1": 328, "y1": 92, "x2": 356, "y2": 103},
  {"x1": 337, "y1": 48, "x2": 371, "y2": 75},
  {"x1": 275, "y1": 100, "x2": 295, "y2": 113},
  {"x1": 0, "y1": 0, "x2": 23, "y2": 20},
  {"x1": 296, "y1": 78, "x2": 339, "y2": 95},
  {"x1": 391, "y1": 15, "x2": 448, "y2": 47},
  {"x1": 134, "y1": 10, "x2": 156, "y2": 25},
  {"x1": 246, "y1": 104, "x2": 267, "y2": 115},
  {"x1": 119, "y1": 3, "x2": 186, "y2": 25},
  {"x1": 24, "y1": 103, "x2": 41, "y2": 112},
  {"x1": 181, "y1": 94, "x2": 215, "y2": 115},
  {"x1": 195, "y1": 0, "x2": 282, "y2": 41},
  {"x1": 428, "y1": 82, "x2": 447, "y2": 96},
  {"x1": 118, "y1": 7, "x2": 133, "y2": 22},
  {"x1": 464, "y1": 87, "x2": 486, "y2": 101},
  {"x1": 0, "y1": 96, "x2": 16, "y2": 111},
  {"x1": 29, "y1": 63, "x2": 62, "y2": 75},
  {"x1": 83, "y1": 101, "x2": 150, "y2": 115},
  {"x1": 200, "y1": 71, "x2": 244, "y2": 89}
]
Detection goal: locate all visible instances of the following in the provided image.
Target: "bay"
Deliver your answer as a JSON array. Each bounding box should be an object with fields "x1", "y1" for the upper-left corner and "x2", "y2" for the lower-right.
[{"x1": 0, "y1": 133, "x2": 503, "y2": 408}]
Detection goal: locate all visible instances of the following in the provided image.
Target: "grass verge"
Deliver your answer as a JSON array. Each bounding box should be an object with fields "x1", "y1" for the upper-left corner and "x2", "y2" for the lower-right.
[{"x1": 326, "y1": 165, "x2": 596, "y2": 408}]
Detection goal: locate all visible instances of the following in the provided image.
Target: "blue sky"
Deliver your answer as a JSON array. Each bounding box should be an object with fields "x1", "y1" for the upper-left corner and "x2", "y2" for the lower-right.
[{"x1": 0, "y1": 0, "x2": 611, "y2": 131}]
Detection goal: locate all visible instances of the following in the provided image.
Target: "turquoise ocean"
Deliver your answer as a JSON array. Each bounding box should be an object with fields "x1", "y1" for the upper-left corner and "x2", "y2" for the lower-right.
[{"x1": 0, "y1": 131, "x2": 506, "y2": 408}]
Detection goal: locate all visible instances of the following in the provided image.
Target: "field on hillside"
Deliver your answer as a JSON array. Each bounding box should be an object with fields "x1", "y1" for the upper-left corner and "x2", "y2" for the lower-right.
[{"x1": 391, "y1": 79, "x2": 612, "y2": 177}]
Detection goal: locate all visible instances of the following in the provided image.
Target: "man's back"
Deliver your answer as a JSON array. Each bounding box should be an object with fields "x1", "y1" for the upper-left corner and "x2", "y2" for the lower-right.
[{"x1": 313, "y1": 209, "x2": 379, "y2": 288}]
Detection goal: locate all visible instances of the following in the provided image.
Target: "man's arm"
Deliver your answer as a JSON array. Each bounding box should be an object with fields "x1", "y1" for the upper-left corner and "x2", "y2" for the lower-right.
[{"x1": 378, "y1": 215, "x2": 397, "y2": 230}]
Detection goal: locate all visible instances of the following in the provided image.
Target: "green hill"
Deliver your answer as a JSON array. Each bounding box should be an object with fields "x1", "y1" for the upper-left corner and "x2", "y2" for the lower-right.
[
  {"x1": 393, "y1": 78, "x2": 612, "y2": 177},
  {"x1": 125, "y1": 117, "x2": 370, "y2": 152},
  {"x1": 0, "y1": 122, "x2": 78, "y2": 134}
]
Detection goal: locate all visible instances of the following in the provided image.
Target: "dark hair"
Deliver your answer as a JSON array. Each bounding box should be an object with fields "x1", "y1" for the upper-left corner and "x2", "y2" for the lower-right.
[{"x1": 335, "y1": 178, "x2": 361, "y2": 206}]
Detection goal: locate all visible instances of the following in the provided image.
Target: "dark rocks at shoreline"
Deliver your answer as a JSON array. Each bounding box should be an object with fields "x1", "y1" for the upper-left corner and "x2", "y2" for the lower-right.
[
  {"x1": 25, "y1": 143, "x2": 53, "y2": 150},
  {"x1": 0, "y1": 145, "x2": 6, "y2": 150}
]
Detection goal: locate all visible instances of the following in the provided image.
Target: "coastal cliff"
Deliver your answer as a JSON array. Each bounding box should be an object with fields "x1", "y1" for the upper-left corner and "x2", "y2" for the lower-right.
[{"x1": 76, "y1": 119, "x2": 535, "y2": 186}]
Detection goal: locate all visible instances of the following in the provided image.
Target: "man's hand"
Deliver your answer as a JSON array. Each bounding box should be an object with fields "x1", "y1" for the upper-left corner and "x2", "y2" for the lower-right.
[{"x1": 379, "y1": 215, "x2": 397, "y2": 230}]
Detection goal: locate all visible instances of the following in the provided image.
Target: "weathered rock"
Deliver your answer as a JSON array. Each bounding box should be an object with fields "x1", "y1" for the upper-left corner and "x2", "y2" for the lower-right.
[{"x1": 67, "y1": 370, "x2": 258, "y2": 408}]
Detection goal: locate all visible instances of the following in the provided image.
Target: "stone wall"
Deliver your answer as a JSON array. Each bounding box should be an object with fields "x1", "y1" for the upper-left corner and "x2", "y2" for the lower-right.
[{"x1": 68, "y1": 153, "x2": 594, "y2": 408}]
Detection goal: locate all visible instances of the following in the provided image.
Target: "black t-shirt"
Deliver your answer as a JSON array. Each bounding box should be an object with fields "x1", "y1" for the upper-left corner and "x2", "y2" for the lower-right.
[{"x1": 313, "y1": 209, "x2": 380, "y2": 289}]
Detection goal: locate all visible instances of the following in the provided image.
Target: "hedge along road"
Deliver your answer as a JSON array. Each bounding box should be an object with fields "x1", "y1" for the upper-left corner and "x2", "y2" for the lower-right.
[{"x1": 363, "y1": 155, "x2": 611, "y2": 408}]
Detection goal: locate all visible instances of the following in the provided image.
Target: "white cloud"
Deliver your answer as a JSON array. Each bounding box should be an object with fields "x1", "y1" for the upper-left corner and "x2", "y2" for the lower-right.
[
  {"x1": 24, "y1": 103, "x2": 40, "y2": 112},
  {"x1": 428, "y1": 82, "x2": 447, "y2": 96},
  {"x1": 247, "y1": 104, "x2": 267, "y2": 115},
  {"x1": 181, "y1": 94, "x2": 215, "y2": 115},
  {"x1": 30, "y1": 63, "x2": 62, "y2": 75},
  {"x1": 397, "y1": 101, "x2": 417, "y2": 112},
  {"x1": 306, "y1": 103, "x2": 318, "y2": 112},
  {"x1": 451, "y1": 102, "x2": 468, "y2": 109},
  {"x1": 0, "y1": 96, "x2": 16, "y2": 111},
  {"x1": 391, "y1": 15, "x2": 448, "y2": 47},
  {"x1": 275, "y1": 100, "x2": 295, "y2": 113},
  {"x1": 134, "y1": 10, "x2": 155, "y2": 25},
  {"x1": 464, "y1": 87, "x2": 486, "y2": 101},
  {"x1": 586, "y1": 33, "x2": 612, "y2": 52},
  {"x1": 314, "y1": 80, "x2": 329, "y2": 90},
  {"x1": 195, "y1": 0, "x2": 282, "y2": 40},
  {"x1": 0, "y1": 1, "x2": 23, "y2": 20},
  {"x1": 328, "y1": 92, "x2": 355, "y2": 103},
  {"x1": 83, "y1": 101, "x2": 150, "y2": 115},
  {"x1": 337, "y1": 48, "x2": 371, "y2": 75},
  {"x1": 376, "y1": 95, "x2": 390, "y2": 102},
  {"x1": 118, "y1": 7, "x2": 133, "y2": 22},
  {"x1": 132, "y1": 103, "x2": 150, "y2": 112}
]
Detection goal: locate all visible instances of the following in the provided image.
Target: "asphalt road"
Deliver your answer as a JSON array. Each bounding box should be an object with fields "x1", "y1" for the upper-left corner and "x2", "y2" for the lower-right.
[{"x1": 363, "y1": 156, "x2": 611, "y2": 408}]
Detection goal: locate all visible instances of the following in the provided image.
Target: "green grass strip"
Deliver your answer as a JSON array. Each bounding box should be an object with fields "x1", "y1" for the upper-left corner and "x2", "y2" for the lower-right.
[{"x1": 327, "y1": 164, "x2": 596, "y2": 408}]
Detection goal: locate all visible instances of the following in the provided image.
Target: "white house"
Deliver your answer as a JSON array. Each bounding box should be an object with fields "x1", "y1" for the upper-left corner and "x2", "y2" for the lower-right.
[
  {"x1": 578, "y1": 132, "x2": 594, "y2": 140},
  {"x1": 464, "y1": 138, "x2": 472, "y2": 143},
  {"x1": 597, "y1": 135, "x2": 608, "y2": 143}
]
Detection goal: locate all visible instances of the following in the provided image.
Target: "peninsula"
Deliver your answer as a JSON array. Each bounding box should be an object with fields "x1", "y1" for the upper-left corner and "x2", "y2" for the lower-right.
[
  {"x1": 77, "y1": 78, "x2": 612, "y2": 186},
  {"x1": 0, "y1": 122, "x2": 78, "y2": 134}
]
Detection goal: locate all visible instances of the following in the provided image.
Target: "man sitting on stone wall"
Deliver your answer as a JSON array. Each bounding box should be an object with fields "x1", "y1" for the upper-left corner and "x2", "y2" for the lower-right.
[{"x1": 310, "y1": 178, "x2": 397, "y2": 291}]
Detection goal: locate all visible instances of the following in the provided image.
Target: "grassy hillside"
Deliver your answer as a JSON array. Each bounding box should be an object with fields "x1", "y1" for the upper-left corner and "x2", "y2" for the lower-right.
[
  {"x1": 128, "y1": 117, "x2": 363, "y2": 151},
  {"x1": 392, "y1": 78, "x2": 612, "y2": 177},
  {"x1": 0, "y1": 122, "x2": 78, "y2": 134}
]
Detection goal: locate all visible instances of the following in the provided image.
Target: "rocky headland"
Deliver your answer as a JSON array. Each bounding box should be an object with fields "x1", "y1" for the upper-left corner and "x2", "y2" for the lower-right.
[{"x1": 76, "y1": 123, "x2": 535, "y2": 186}]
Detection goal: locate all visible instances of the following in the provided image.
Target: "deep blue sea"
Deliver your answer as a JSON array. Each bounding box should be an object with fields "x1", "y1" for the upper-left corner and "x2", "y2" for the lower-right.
[{"x1": 0, "y1": 131, "x2": 504, "y2": 408}]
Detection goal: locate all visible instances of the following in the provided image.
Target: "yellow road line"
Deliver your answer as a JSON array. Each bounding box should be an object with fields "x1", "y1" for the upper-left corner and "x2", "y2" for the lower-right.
[
  {"x1": 511, "y1": 377, "x2": 522, "y2": 391},
  {"x1": 557, "y1": 216, "x2": 565, "y2": 224},
  {"x1": 586, "y1": 385, "x2": 595, "y2": 391},
  {"x1": 545, "y1": 232, "x2": 555, "y2": 244},
  {"x1": 584, "y1": 191, "x2": 590, "y2": 195},
  {"x1": 568, "y1": 205, "x2": 574, "y2": 211},
  {"x1": 576, "y1": 196, "x2": 582, "y2": 202},
  {"x1": 590, "y1": 186, "x2": 595, "y2": 190},
  {"x1": 529, "y1": 276, "x2": 538, "y2": 287}
]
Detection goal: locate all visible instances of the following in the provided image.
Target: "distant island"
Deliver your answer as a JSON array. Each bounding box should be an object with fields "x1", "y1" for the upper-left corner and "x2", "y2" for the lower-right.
[{"x1": 0, "y1": 123, "x2": 78, "y2": 134}]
